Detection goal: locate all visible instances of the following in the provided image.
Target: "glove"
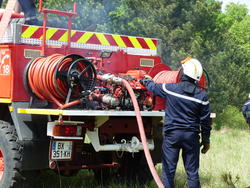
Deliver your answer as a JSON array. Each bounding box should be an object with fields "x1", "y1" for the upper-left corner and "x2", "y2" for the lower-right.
[
  {"x1": 139, "y1": 75, "x2": 152, "y2": 86},
  {"x1": 201, "y1": 133, "x2": 210, "y2": 154},
  {"x1": 201, "y1": 143, "x2": 210, "y2": 154},
  {"x1": 144, "y1": 74, "x2": 152, "y2": 80}
]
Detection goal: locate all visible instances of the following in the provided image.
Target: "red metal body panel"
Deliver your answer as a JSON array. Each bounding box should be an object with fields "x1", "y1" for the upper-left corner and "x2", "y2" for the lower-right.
[
  {"x1": 99, "y1": 117, "x2": 151, "y2": 136},
  {"x1": 101, "y1": 50, "x2": 161, "y2": 74}
]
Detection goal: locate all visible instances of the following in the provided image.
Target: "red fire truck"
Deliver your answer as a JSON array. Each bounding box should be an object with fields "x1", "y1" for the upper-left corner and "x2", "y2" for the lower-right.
[{"x1": 0, "y1": 1, "x2": 207, "y2": 187}]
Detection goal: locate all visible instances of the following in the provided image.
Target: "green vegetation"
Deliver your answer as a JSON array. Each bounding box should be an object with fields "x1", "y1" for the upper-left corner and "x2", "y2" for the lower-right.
[
  {"x1": 30, "y1": 129, "x2": 250, "y2": 188},
  {"x1": 214, "y1": 105, "x2": 248, "y2": 129}
]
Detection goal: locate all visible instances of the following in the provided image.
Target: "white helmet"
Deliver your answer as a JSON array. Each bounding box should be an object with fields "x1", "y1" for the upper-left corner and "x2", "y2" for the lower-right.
[{"x1": 181, "y1": 57, "x2": 203, "y2": 81}]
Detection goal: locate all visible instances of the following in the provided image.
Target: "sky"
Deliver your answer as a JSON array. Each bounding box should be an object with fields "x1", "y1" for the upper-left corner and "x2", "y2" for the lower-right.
[{"x1": 219, "y1": 0, "x2": 250, "y2": 11}]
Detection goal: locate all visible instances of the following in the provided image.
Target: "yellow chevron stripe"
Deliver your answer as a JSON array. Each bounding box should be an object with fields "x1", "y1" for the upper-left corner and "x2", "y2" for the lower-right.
[
  {"x1": 112, "y1": 34, "x2": 126, "y2": 47},
  {"x1": 21, "y1": 26, "x2": 39, "y2": 38},
  {"x1": 128, "y1": 36, "x2": 142, "y2": 49},
  {"x1": 58, "y1": 30, "x2": 76, "y2": 42},
  {"x1": 0, "y1": 98, "x2": 11, "y2": 103},
  {"x1": 144, "y1": 38, "x2": 157, "y2": 50},
  {"x1": 95, "y1": 33, "x2": 110, "y2": 46},
  {"x1": 77, "y1": 32, "x2": 94, "y2": 43},
  {"x1": 40, "y1": 28, "x2": 58, "y2": 40}
]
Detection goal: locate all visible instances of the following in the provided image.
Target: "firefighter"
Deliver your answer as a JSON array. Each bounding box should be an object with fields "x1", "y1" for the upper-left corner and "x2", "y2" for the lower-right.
[
  {"x1": 140, "y1": 57, "x2": 212, "y2": 188},
  {"x1": 0, "y1": 0, "x2": 39, "y2": 25},
  {"x1": 18, "y1": 0, "x2": 39, "y2": 25},
  {"x1": 242, "y1": 94, "x2": 250, "y2": 127}
]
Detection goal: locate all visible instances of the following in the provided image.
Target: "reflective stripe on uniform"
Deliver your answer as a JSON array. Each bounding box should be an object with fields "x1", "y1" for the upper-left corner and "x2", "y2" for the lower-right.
[
  {"x1": 162, "y1": 83, "x2": 209, "y2": 105},
  {"x1": 244, "y1": 101, "x2": 250, "y2": 106}
]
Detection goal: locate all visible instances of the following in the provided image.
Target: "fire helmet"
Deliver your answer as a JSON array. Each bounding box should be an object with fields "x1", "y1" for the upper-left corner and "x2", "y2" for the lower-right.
[{"x1": 181, "y1": 57, "x2": 203, "y2": 81}]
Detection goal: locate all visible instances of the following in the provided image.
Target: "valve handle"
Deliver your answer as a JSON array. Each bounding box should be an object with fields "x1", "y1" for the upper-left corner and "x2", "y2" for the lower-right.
[{"x1": 67, "y1": 58, "x2": 96, "y2": 95}]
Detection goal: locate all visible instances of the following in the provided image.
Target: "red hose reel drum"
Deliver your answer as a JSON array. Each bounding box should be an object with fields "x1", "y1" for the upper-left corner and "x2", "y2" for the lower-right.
[
  {"x1": 24, "y1": 54, "x2": 96, "y2": 108},
  {"x1": 152, "y1": 69, "x2": 207, "y2": 110}
]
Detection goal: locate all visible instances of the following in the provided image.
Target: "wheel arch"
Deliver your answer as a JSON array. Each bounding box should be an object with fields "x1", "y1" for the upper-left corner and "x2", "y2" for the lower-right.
[
  {"x1": 0, "y1": 103, "x2": 13, "y2": 124},
  {"x1": 0, "y1": 102, "x2": 50, "y2": 170}
]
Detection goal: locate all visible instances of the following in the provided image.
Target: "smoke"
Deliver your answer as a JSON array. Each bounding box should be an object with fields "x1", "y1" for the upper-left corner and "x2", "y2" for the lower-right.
[
  {"x1": 37, "y1": 0, "x2": 126, "y2": 33},
  {"x1": 71, "y1": 0, "x2": 103, "y2": 31},
  {"x1": 36, "y1": 0, "x2": 106, "y2": 30},
  {"x1": 71, "y1": 0, "x2": 118, "y2": 32},
  {"x1": 71, "y1": 0, "x2": 124, "y2": 32}
]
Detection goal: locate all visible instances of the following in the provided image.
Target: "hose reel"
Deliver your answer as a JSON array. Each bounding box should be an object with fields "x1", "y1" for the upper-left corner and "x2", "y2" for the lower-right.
[{"x1": 24, "y1": 54, "x2": 96, "y2": 108}]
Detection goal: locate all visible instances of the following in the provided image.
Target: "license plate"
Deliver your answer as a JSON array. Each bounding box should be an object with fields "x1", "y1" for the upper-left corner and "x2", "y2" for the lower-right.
[{"x1": 51, "y1": 141, "x2": 73, "y2": 160}]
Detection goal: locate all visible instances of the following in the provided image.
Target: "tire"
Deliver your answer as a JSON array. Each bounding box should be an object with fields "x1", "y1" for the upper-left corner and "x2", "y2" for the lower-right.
[
  {"x1": 0, "y1": 120, "x2": 23, "y2": 188},
  {"x1": 93, "y1": 151, "x2": 155, "y2": 185},
  {"x1": 117, "y1": 152, "x2": 153, "y2": 185},
  {"x1": 93, "y1": 167, "x2": 115, "y2": 185},
  {"x1": 92, "y1": 151, "x2": 115, "y2": 185},
  {"x1": 55, "y1": 169, "x2": 80, "y2": 177}
]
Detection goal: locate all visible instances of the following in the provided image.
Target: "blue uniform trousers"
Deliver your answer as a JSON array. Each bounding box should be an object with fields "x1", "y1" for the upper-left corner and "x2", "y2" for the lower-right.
[{"x1": 162, "y1": 130, "x2": 201, "y2": 188}]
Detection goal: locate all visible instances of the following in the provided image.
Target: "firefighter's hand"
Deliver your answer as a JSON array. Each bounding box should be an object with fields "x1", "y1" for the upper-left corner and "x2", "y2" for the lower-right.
[
  {"x1": 144, "y1": 74, "x2": 152, "y2": 80},
  {"x1": 140, "y1": 75, "x2": 152, "y2": 86},
  {"x1": 201, "y1": 143, "x2": 210, "y2": 154}
]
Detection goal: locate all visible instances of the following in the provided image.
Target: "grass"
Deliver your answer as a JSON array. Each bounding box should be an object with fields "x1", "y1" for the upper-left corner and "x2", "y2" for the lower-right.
[
  {"x1": 175, "y1": 128, "x2": 250, "y2": 188},
  {"x1": 31, "y1": 129, "x2": 250, "y2": 188}
]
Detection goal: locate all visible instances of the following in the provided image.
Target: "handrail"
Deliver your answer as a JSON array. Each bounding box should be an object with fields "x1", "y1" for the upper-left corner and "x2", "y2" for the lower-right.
[{"x1": 38, "y1": 0, "x2": 77, "y2": 56}]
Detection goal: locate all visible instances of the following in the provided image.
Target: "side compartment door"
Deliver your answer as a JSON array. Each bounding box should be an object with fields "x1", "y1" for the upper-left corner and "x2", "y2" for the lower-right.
[{"x1": 0, "y1": 48, "x2": 12, "y2": 98}]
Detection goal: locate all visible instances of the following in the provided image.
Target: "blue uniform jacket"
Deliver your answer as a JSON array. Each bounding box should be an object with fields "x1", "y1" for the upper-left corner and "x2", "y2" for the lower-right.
[
  {"x1": 144, "y1": 80, "x2": 211, "y2": 142},
  {"x1": 242, "y1": 100, "x2": 250, "y2": 122}
]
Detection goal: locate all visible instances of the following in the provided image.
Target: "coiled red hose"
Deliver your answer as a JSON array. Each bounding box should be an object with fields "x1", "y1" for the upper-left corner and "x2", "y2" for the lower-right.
[{"x1": 27, "y1": 54, "x2": 81, "y2": 109}]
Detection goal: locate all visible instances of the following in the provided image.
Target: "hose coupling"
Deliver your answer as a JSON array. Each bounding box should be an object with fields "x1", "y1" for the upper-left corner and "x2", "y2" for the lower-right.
[{"x1": 99, "y1": 74, "x2": 123, "y2": 85}]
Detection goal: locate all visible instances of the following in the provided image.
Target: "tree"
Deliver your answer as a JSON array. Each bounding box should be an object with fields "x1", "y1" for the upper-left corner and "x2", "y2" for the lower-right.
[{"x1": 207, "y1": 3, "x2": 250, "y2": 113}]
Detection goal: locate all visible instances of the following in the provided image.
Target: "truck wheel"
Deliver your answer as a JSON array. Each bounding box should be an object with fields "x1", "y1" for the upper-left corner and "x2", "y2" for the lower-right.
[
  {"x1": 92, "y1": 152, "x2": 115, "y2": 185},
  {"x1": 0, "y1": 120, "x2": 23, "y2": 188},
  {"x1": 93, "y1": 168, "x2": 110, "y2": 184},
  {"x1": 118, "y1": 152, "x2": 153, "y2": 184}
]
